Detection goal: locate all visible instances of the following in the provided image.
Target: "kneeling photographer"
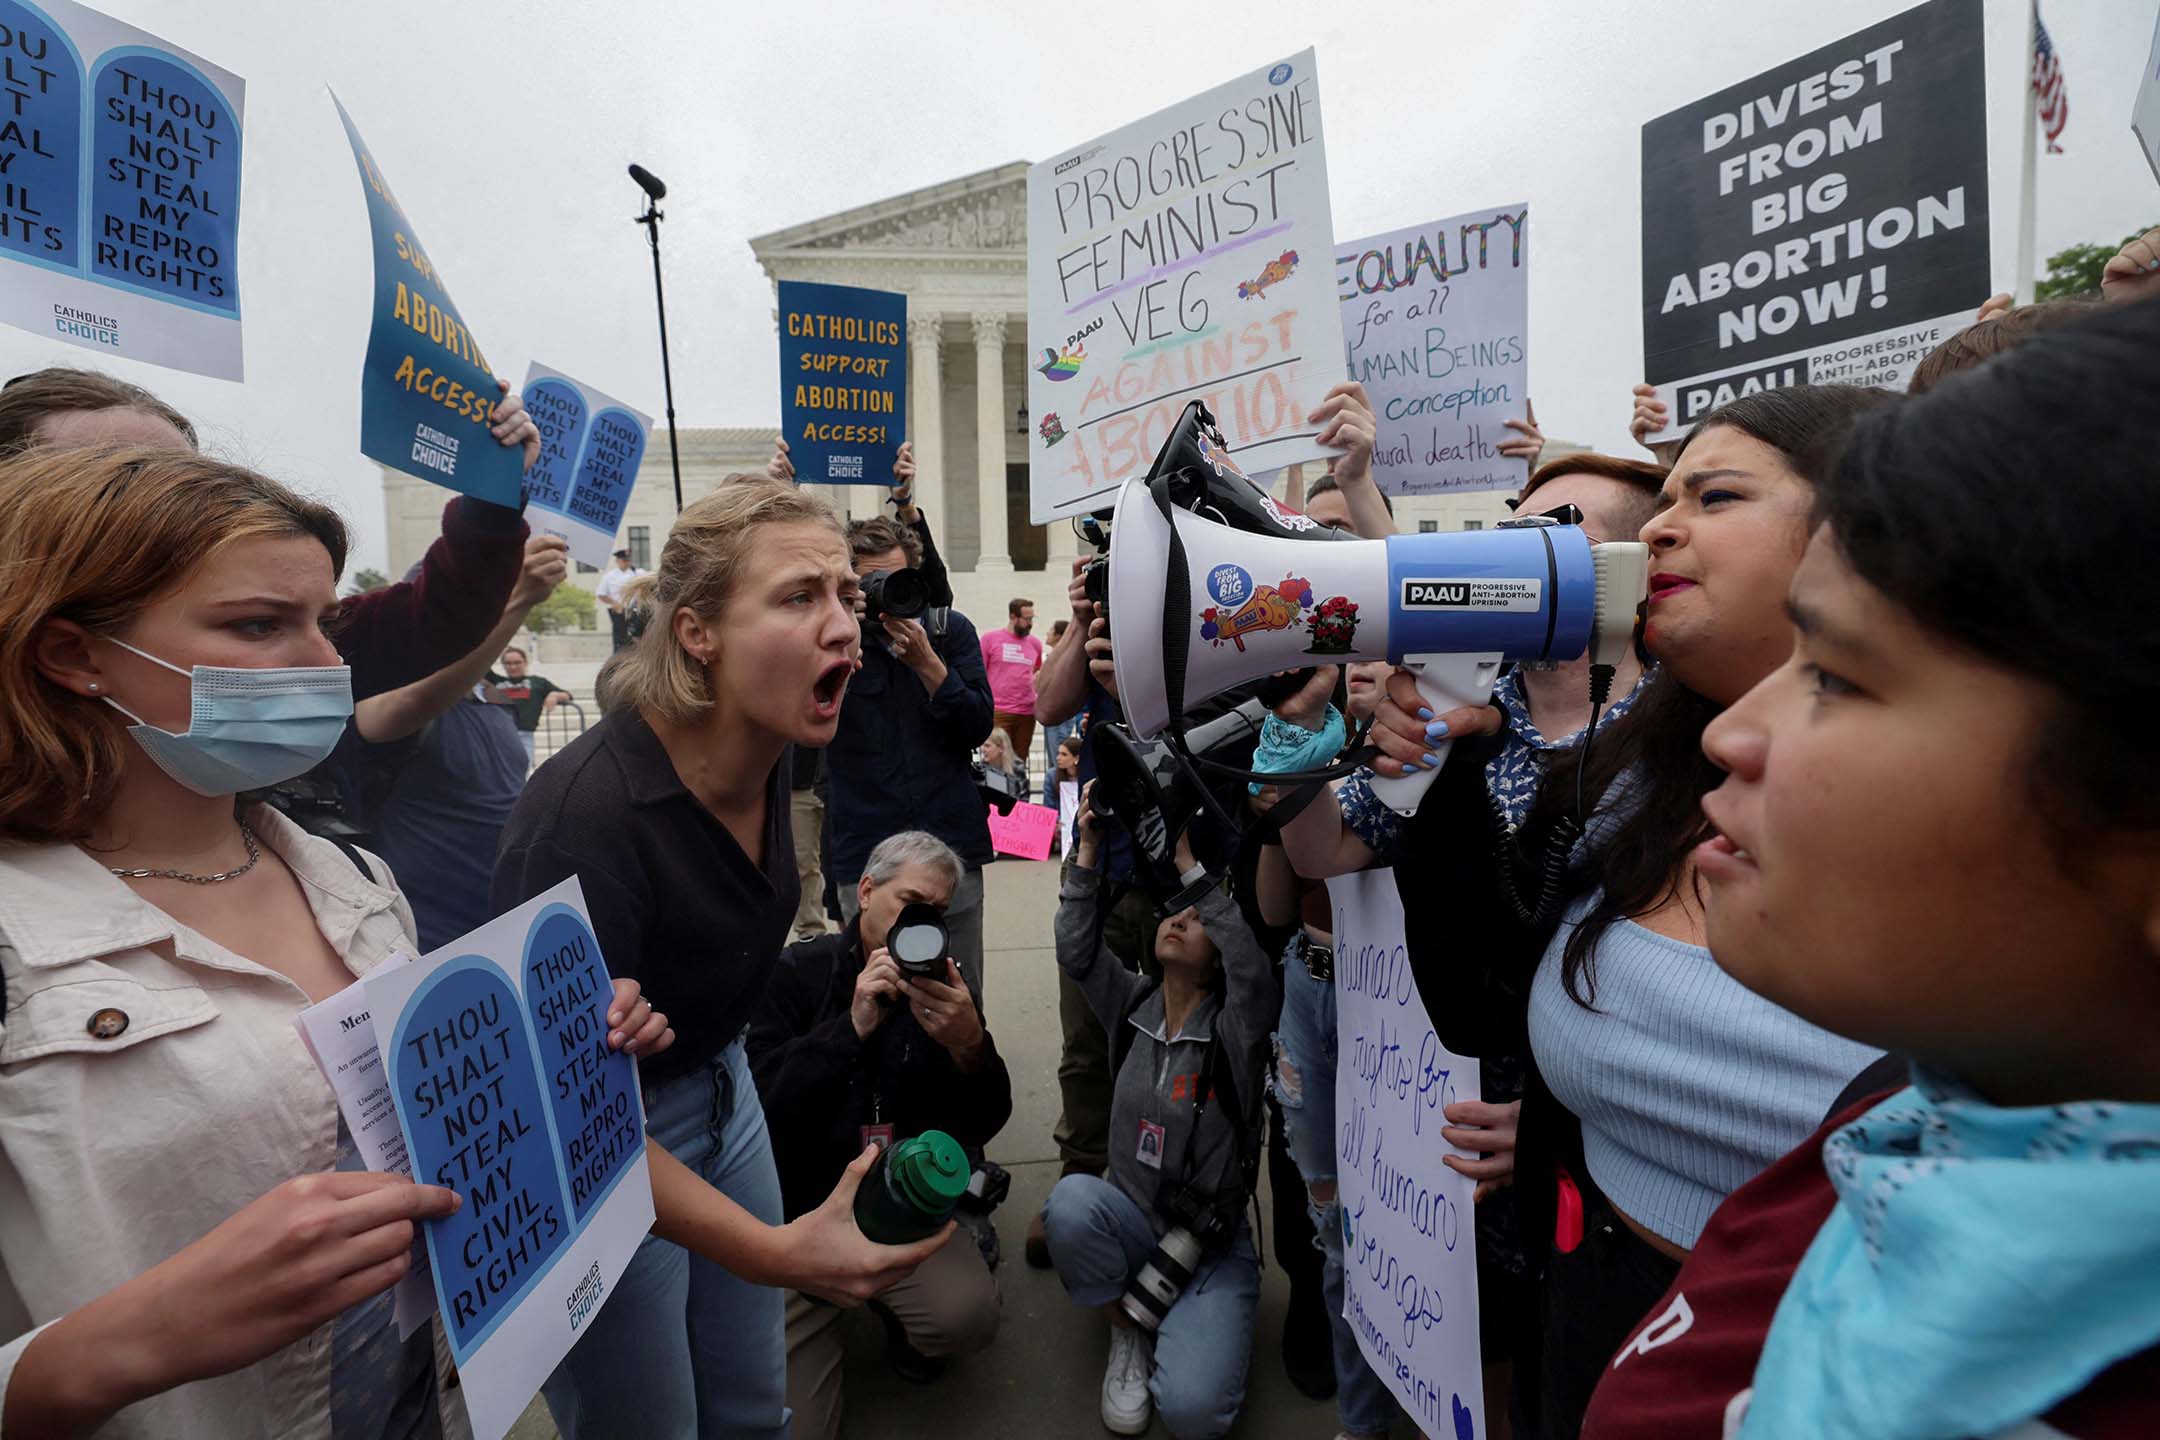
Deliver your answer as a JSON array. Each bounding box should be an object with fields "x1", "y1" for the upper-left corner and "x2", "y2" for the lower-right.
[
  {"x1": 1043, "y1": 783, "x2": 1279, "y2": 1440},
  {"x1": 748, "y1": 831, "x2": 1010, "y2": 1440}
]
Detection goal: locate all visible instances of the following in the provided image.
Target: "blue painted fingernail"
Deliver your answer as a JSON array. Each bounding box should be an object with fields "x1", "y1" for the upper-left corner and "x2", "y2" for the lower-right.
[
  {"x1": 1399, "y1": 760, "x2": 1422, "y2": 772},
  {"x1": 1421, "y1": 751, "x2": 1440, "y2": 767},
  {"x1": 1415, "y1": 707, "x2": 1435, "y2": 721},
  {"x1": 1426, "y1": 720, "x2": 1450, "y2": 740}
]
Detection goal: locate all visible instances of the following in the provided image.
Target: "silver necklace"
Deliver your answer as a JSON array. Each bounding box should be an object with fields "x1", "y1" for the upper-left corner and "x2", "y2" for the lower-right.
[{"x1": 108, "y1": 825, "x2": 262, "y2": 884}]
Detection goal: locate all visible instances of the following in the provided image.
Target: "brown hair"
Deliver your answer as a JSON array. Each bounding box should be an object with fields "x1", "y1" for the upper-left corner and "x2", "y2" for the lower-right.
[
  {"x1": 1907, "y1": 299, "x2": 2095, "y2": 394},
  {"x1": 1008, "y1": 596, "x2": 1033, "y2": 617},
  {"x1": 0, "y1": 367, "x2": 198, "y2": 454},
  {"x1": 1518, "y1": 451, "x2": 1668, "y2": 539},
  {"x1": 845, "y1": 515, "x2": 921, "y2": 569},
  {"x1": 0, "y1": 445, "x2": 347, "y2": 843},
  {"x1": 606, "y1": 477, "x2": 844, "y2": 726}
]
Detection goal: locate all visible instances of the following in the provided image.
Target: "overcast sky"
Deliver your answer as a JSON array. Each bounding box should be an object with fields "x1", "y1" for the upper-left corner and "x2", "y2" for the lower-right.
[{"x1": 4, "y1": 0, "x2": 2152, "y2": 573}]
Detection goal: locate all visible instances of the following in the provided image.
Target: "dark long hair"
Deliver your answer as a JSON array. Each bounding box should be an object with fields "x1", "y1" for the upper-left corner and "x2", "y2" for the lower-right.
[{"x1": 1539, "y1": 384, "x2": 1893, "y2": 1006}]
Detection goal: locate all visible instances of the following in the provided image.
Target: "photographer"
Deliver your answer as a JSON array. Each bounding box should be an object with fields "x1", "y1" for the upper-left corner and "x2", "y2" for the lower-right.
[
  {"x1": 1044, "y1": 786, "x2": 1278, "y2": 1440},
  {"x1": 748, "y1": 830, "x2": 1009, "y2": 1440}
]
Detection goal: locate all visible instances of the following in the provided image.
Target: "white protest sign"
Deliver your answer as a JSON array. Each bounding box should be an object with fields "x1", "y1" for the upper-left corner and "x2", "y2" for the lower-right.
[
  {"x1": 365, "y1": 877, "x2": 652, "y2": 1440},
  {"x1": 0, "y1": 0, "x2": 245, "y2": 378},
  {"x1": 2135, "y1": 6, "x2": 2160, "y2": 187},
  {"x1": 1337, "y1": 207, "x2": 1529, "y2": 495},
  {"x1": 1327, "y1": 867, "x2": 1485, "y2": 1440},
  {"x1": 519, "y1": 363, "x2": 654, "y2": 569},
  {"x1": 1026, "y1": 51, "x2": 1340, "y2": 519}
]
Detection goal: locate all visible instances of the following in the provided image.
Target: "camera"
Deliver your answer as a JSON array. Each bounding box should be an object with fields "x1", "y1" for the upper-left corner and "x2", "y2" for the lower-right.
[
  {"x1": 1076, "y1": 512, "x2": 1112, "y2": 620},
  {"x1": 973, "y1": 759, "x2": 1021, "y2": 815},
  {"x1": 1119, "y1": 1187, "x2": 1234, "y2": 1333},
  {"x1": 886, "y1": 901, "x2": 949, "y2": 980},
  {"x1": 860, "y1": 566, "x2": 929, "y2": 626}
]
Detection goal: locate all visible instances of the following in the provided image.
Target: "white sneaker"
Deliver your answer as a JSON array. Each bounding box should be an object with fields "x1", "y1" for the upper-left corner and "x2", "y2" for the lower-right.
[{"x1": 1100, "y1": 1324, "x2": 1153, "y2": 1436}]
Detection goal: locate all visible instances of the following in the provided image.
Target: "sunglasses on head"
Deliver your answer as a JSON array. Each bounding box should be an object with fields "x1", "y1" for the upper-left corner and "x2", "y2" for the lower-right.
[{"x1": 1499, "y1": 500, "x2": 1585, "y2": 527}]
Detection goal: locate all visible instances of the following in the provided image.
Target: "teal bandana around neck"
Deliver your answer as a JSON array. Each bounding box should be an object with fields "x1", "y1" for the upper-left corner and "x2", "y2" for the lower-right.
[{"x1": 1739, "y1": 1071, "x2": 2160, "y2": 1439}]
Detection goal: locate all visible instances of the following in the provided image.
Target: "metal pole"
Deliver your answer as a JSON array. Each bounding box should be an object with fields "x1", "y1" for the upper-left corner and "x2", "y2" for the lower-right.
[{"x1": 639, "y1": 201, "x2": 685, "y2": 512}]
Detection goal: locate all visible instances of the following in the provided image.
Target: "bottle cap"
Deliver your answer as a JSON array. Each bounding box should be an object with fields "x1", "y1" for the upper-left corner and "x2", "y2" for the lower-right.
[{"x1": 888, "y1": 1130, "x2": 970, "y2": 1215}]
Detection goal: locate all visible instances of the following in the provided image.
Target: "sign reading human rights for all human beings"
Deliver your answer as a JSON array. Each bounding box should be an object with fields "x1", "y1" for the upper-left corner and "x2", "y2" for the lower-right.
[
  {"x1": 1026, "y1": 51, "x2": 1340, "y2": 520},
  {"x1": 1337, "y1": 206, "x2": 1529, "y2": 495},
  {"x1": 333, "y1": 91, "x2": 524, "y2": 507},
  {"x1": 1639, "y1": 0, "x2": 1989, "y2": 441},
  {"x1": 0, "y1": 0, "x2": 245, "y2": 379},
  {"x1": 777, "y1": 279, "x2": 906, "y2": 485},
  {"x1": 365, "y1": 877, "x2": 652, "y2": 1440},
  {"x1": 520, "y1": 363, "x2": 653, "y2": 568},
  {"x1": 1327, "y1": 868, "x2": 1486, "y2": 1439}
]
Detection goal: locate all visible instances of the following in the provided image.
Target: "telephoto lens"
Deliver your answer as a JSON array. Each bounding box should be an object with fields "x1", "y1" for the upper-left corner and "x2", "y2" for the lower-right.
[
  {"x1": 1118, "y1": 1225, "x2": 1204, "y2": 1333},
  {"x1": 860, "y1": 567, "x2": 928, "y2": 625},
  {"x1": 886, "y1": 901, "x2": 948, "y2": 980}
]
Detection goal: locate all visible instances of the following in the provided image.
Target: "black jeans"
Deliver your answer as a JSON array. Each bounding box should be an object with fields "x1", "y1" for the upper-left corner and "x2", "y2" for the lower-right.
[{"x1": 1535, "y1": 1184, "x2": 1683, "y2": 1440}]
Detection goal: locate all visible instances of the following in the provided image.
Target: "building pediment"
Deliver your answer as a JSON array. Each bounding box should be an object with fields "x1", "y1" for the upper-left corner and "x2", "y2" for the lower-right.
[{"x1": 750, "y1": 161, "x2": 1028, "y2": 264}]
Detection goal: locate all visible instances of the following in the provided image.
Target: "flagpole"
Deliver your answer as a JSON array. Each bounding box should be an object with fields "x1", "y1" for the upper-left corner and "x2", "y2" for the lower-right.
[{"x1": 2015, "y1": 0, "x2": 2040, "y2": 304}]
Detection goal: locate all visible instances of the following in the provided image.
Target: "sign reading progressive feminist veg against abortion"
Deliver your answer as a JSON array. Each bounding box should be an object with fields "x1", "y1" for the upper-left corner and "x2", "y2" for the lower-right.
[
  {"x1": 0, "y1": 0, "x2": 243, "y2": 379},
  {"x1": 1639, "y1": 0, "x2": 1989, "y2": 442},
  {"x1": 1327, "y1": 867, "x2": 1485, "y2": 1439},
  {"x1": 1026, "y1": 51, "x2": 1340, "y2": 520},
  {"x1": 366, "y1": 877, "x2": 652, "y2": 1440},
  {"x1": 520, "y1": 363, "x2": 653, "y2": 569},
  {"x1": 332, "y1": 91, "x2": 523, "y2": 507},
  {"x1": 1337, "y1": 207, "x2": 1528, "y2": 495},
  {"x1": 778, "y1": 280, "x2": 906, "y2": 486}
]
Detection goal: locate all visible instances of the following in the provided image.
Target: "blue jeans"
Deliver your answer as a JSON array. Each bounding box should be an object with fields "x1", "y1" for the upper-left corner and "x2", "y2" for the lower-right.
[
  {"x1": 1274, "y1": 949, "x2": 1397, "y2": 1437},
  {"x1": 1040, "y1": 718, "x2": 1078, "y2": 807},
  {"x1": 542, "y1": 1039, "x2": 788, "y2": 1439},
  {"x1": 1041, "y1": 1174, "x2": 1259, "y2": 1440}
]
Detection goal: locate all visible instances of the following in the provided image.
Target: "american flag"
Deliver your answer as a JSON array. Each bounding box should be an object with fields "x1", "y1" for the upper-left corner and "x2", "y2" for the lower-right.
[{"x1": 2032, "y1": 10, "x2": 2069, "y2": 154}]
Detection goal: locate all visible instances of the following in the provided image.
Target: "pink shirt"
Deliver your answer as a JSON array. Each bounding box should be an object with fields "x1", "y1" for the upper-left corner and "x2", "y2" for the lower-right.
[{"x1": 980, "y1": 628, "x2": 1043, "y2": 714}]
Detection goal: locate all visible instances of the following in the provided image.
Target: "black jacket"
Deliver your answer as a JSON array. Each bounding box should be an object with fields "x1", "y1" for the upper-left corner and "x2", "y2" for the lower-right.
[{"x1": 746, "y1": 922, "x2": 1012, "y2": 1221}]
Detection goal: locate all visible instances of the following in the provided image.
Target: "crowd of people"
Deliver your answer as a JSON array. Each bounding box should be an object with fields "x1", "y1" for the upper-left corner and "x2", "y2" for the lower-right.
[{"x1": 0, "y1": 225, "x2": 2154, "y2": 1440}]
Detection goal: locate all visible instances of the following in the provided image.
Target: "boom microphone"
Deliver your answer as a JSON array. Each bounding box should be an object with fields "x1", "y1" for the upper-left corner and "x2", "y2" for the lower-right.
[{"x1": 628, "y1": 163, "x2": 667, "y2": 201}]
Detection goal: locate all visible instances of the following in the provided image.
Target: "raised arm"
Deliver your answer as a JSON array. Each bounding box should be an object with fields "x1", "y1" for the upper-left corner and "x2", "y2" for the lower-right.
[{"x1": 1034, "y1": 556, "x2": 1096, "y2": 725}]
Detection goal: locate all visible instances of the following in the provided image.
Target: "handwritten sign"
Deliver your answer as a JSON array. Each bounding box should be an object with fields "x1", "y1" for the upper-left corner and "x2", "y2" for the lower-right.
[
  {"x1": 778, "y1": 280, "x2": 906, "y2": 486},
  {"x1": 1026, "y1": 50, "x2": 1341, "y2": 520},
  {"x1": 366, "y1": 877, "x2": 651, "y2": 1440},
  {"x1": 0, "y1": 0, "x2": 244, "y2": 378},
  {"x1": 1337, "y1": 207, "x2": 1528, "y2": 495},
  {"x1": 1640, "y1": 0, "x2": 1989, "y2": 440},
  {"x1": 520, "y1": 362, "x2": 653, "y2": 568},
  {"x1": 1327, "y1": 867, "x2": 1484, "y2": 1439},
  {"x1": 333, "y1": 92, "x2": 523, "y2": 507},
  {"x1": 988, "y1": 799, "x2": 1058, "y2": 861}
]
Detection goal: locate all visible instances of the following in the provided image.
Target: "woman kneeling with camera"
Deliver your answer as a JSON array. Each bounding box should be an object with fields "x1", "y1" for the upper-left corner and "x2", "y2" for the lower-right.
[{"x1": 1046, "y1": 784, "x2": 1279, "y2": 1439}]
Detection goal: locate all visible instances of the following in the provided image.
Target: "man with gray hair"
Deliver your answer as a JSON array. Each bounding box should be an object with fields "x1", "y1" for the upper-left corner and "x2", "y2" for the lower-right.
[{"x1": 748, "y1": 830, "x2": 1012, "y2": 1439}]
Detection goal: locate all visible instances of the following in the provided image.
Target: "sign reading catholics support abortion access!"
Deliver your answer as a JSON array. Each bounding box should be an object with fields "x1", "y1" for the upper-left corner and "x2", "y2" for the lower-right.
[
  {"x1": 1337, "y1": 206, "x2": 1529, "y2": 495},
  {"x1": 1639, "y1": 0, "x2": 1989, "y2": 441},
  {"x1": 778, "y1": 279, "x2": 906, "y2": 486},
  {"x1": 365, "y1": 877, "x2": 652, "y2": 1440},
  {"x1": 1026, "y1": 50, "x2": 1340, "y2": 520},
  {"x1": 332, "y1": 91, "x2": 524, "y2": 507},
  {"x1": 1326, "y1": 867, "x2": 1486, "y2": 1440},
  {"x1": 0, "y1": 0, "x2": 244, "y2": 378},
  {"x1": 520, "y1": 363, "x2": 653, "y2": 569}
]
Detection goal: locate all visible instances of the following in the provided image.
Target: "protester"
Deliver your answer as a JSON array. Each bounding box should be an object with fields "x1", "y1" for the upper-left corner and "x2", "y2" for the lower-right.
[
  {"x1": 1048, "y1": 794, "x2": 1277, "y2": 1440},
  {"x1": 981, "y1": 597, "x2": 1044, "y2": 770},
  {"x1": 749, "y1": 830, "x2": 1010, "y2": 1439},
  {"x1": 769, "y1": 438, "x2": 956, "y2": 609},
  {"x1": 1584, "y1": 294, "x2": 2160, "y2": 1440},
  {"x1": 597, "y1": 547, "x2": 647, "y2": 652},
  {"x1": 488, "y1": 643, "x2": 569, "y2": 763},
  {"x1": 492, "y1": 478, "x2": 948, "y2": 1439},
  {"x1": 1039, "y1": 618, "x2": 1077, "y2": 806},
  {"x1": 980, "y1": 726, "x2": 1021, "y2": 788},
  {"x1": 0, "y1": 445, "x2": 664, "y2": 1438}
]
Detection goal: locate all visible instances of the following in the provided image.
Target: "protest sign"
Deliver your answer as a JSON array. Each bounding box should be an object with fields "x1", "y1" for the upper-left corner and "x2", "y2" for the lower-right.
[
  {"x1": 2136, "y1": 7, "x2": 2160, "y2": 187},
  {"x1": 1026, "y1": 51, "x2": 1341, "y2": 519},
  {"x1": 333, "y1": 92, "x2": 523, "y2": 507},
  {"x1": 520, "y1": 362, "x2": 653, "y2": 568},
  {"x1": 1639, "y1": 0, "x2": 1989, "y2": 440},
  {"x1": 1337, "y1": 207, "x2": 1529, "y2": 495},
  {"x1": 987, "y1": 800, "x2": 1058, "y2": 861},
  {"x1": 778, "y1": 280, "x2": 906, "y2": 485},
  {"x1": 1058, "y1": 778, "x2": 1079, "y2": 855},
  {"x1": 0, "y1": 0, "x2": 243, "y2": 378},
  {"x1": 366, "y1": 877, "x2": 651, "y2": 1440},
  {"x1": 1327, "y1": 867, "x2": 1484, "y2": 1438}
]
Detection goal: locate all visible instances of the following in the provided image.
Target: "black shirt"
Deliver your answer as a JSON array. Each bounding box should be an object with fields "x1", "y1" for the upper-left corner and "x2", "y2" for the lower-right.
[{"x1": 492, "y1": 706, "x2": 798, "y2": 1083}]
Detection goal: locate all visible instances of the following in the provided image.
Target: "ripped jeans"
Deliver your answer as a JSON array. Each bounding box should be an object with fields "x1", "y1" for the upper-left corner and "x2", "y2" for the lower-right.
[{"x1": 1272, "y1": 939, "x2": 1396, "y2": 1437}]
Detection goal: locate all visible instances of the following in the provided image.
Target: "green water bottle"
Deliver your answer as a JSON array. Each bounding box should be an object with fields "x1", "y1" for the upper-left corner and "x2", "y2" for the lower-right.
[{"x1": 853, "y1": 1130, "x2": 969, "y2": 1245}]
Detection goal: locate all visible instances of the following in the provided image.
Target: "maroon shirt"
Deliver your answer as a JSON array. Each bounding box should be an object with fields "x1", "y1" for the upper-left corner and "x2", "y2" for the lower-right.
[
  {"x1": 1583, "y1": 1092, "x2": 2159, "y2": 1440},
  {"x1": 334, "y1": 496, "x2": 526, "y2": 701}
]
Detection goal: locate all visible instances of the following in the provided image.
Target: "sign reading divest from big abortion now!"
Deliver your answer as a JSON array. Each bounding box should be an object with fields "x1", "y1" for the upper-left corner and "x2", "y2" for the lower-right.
[
  {"x1": 1026, "y1": 51, "x2": 1340, "y2": 520},
  {"x1": 520, "y1": 363, "x2": 653, "y2": 569},
  {"x1": 778, "y1": 279, "x2": 906, "y2": 486},
  {"x1": 365, "y1": 877, "x2": 652, "y2": 1440},
  {"x1": 0, "y1": 0, "x2": 244, "y2": 378},
  {"x1": 1640, "y1": 0, "x2": 1989, "y2": 441},
  {"x1": 333, "y1": 91, "x2": 523, "y2": 507},
  {"x1": 1327, "y1": 867, "x2": 1485, "y2": 1439}
]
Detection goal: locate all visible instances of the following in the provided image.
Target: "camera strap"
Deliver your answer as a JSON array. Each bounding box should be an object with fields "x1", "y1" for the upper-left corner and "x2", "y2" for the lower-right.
[{"x1": 1109, "y1": 975, "x2": 1260, "y2": 1248}]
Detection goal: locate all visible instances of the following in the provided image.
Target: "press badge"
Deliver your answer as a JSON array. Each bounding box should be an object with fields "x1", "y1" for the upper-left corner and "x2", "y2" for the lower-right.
[
  {"x1": 861, "y1": 1123, "x2": 895, "y2": 1152},
  {"x1": 1136, "y1": 1119, "x2": 1165, "y2": 1170}
]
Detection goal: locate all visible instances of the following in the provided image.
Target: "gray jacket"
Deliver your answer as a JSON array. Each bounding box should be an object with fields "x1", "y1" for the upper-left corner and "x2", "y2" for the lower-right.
[{"x1": 1055, "y1": 866, "x2": 1280, "y2": 1235}]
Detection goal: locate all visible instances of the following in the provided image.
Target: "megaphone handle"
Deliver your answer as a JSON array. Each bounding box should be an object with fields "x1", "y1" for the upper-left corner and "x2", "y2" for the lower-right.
[{"x1": 1363, "y1": 653, "x2": 1504, "y2": 816}]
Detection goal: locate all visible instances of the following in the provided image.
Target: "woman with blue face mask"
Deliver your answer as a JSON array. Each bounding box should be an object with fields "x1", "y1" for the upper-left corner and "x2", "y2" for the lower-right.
[{"x1": 0, "y1": 445, "x2": 667, "y2": 1439}]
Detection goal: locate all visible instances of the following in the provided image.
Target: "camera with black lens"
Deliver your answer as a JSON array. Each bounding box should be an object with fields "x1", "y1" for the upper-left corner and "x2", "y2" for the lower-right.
[
  {"x1": 885, "y1": 901, "x2": 948, "y2": 980},
  {"x1": 972, "y1": 759, "x2": 1021, "y2": 815},
  {"x1": 1075, "y1": 512, "x2": 1111, "y2": 620},
  {"x1": 1119, "y1": 1187, "x2": 1233, "y2": 1333},
  {"x1": 859, "y1": 566, "x2": 928, "y2": 627}
]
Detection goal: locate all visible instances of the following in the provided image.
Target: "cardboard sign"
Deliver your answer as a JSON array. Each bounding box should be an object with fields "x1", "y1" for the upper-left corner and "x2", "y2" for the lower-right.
[
  {"x1": 0, "y1": 0, "x2": 244, "y2": 378},
  {"x1": 987, "y1": 800, "x2": 1058, "y2": 861},
  {"x1": 1326, "y1": 867, "x2": 1485, "y2": 1438},
  {"x1": 365, "y1": 877, "x2": 652, "y2": 1440},
  {"x1": 778, "y1": 280, "x2": 906, "y2": 485},
  {"x1": 520, "y1": 363, "x2": 653, "y2": 568},
  {"x1": 1026, "y1": 50, "x2": 1341, "y2": 519},
  {"x1": 1639, "y1": 0, "x2": 1990, "y2": 439},
  {"x1": 1337, "y1": 206, "x2": 1529, "y2": 495},
  {"x1": 333, "y1": 92, "x2": 523, "y2": 507}
]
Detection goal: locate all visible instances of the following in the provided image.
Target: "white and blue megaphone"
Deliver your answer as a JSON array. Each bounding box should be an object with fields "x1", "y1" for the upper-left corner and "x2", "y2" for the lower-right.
[{"x1": 1105, "y1": 404, "x2": 1648, "y2": 813}]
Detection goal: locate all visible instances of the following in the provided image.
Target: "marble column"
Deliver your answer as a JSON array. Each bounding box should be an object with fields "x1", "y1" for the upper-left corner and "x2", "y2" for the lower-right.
[
  {"x1": 907, "y1": 312, "x2": 946, "y2": 550},
  {"x1": 972, "y1": 312, "x2": 1013, "y2": 573}
]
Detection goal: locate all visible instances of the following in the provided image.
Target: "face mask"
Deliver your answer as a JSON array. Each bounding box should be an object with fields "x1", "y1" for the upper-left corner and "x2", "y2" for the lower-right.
[{"x1": 100, "y1": 638, "x2": 353, "y2": 797}]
